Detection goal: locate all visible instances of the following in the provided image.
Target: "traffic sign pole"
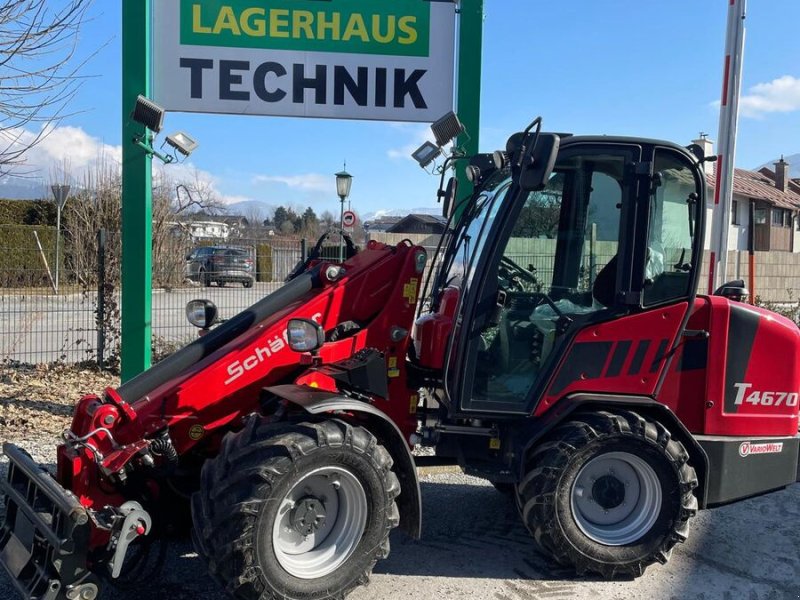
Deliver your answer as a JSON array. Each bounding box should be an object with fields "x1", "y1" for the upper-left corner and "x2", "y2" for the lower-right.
[{"x1": 454, "y1": 0, "x2": 484, "y2": 221}]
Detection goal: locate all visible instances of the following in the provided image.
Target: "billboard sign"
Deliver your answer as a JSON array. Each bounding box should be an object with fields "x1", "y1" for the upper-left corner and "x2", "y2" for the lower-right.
[{"x1": 153, "y1": 1, "x2": 457, "y2": 123}]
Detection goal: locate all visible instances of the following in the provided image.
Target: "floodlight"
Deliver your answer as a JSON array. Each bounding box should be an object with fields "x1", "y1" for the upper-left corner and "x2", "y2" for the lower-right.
[
  {"x1": 412, "y1": 141, "x2": 442, "y2": 168},
  {"x1": 431, "y1": 111, "x2": 464, "y2": 147},
  {"x1": 166, "y1": 131, "x2": 199, "y2": 157},
  {"x1": 132, "y1": 95, "x2": 165, "y2": 133}
]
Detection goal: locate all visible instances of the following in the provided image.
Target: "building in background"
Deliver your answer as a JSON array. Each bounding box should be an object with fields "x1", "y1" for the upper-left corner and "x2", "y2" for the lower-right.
[{"x1": 693, "y1": 138, "x2": 800, "y2": 253}]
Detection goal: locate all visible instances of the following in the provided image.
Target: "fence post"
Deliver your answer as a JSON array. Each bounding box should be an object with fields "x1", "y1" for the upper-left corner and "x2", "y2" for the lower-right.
[
  {"x1": 96, "y1": 229, "x2": 106, "y2": 369},
  {"x1": 300, "y1": 238, "x2": 307, "y2": 263}
]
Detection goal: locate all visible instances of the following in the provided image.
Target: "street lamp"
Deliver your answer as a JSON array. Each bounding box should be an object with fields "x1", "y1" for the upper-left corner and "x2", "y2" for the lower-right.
[
  {"x1": 51, "y1": 184, "x2": 70, "y2": 294},
  {"x1": 335, "y1": 167, "x2": 352, "y2": 262}
]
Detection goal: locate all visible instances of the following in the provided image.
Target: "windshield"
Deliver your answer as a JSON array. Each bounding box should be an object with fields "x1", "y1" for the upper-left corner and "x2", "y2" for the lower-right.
[{"x1": 427, "y1": 170, "x2": 511, "y2": 308}]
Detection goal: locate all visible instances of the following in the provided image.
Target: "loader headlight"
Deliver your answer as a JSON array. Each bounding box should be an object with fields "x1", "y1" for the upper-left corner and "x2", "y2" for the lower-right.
[
  {"x1": 287, "y1": 319, "x2": 325, "y2": 352},
  {"x1": 186, "y1": 299, "x2": 218, "y2": 329}
]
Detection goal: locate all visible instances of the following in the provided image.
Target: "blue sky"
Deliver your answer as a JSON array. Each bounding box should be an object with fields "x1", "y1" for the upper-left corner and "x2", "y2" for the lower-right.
[{"x1": 11, "y1": 0, "x2": 800, "y2": 218}]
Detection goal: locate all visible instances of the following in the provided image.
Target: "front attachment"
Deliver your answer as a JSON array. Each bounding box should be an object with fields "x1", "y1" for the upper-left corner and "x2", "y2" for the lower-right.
[{"x1": 0, "y1": 443, "x2": 98, "y2": 600}]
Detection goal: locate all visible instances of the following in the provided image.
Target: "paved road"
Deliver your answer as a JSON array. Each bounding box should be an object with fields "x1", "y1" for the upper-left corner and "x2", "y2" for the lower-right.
[
  {"x1": 0, "y1": 465, "x2": 797, "y2": 600},
  {"x1": 0, "y1": 282, "x2": 282, "y2": 363}
]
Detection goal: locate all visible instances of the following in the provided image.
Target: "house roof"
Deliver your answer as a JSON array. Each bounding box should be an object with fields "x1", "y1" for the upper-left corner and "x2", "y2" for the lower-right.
[
  {"x1": 758, "y1": 167, "x2": 800, "y2": 197},
  {"x1": 708, "y1": 167, "x2": 800, "y2": 210},
  {"x1": 386, "y1": 213, "x2": 447, "y2": 233}
]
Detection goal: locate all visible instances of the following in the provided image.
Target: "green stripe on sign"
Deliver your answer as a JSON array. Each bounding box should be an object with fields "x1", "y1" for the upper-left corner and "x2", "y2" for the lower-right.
[{"x1": 180, "y1": 0, "x2": 431, "y2": 57}]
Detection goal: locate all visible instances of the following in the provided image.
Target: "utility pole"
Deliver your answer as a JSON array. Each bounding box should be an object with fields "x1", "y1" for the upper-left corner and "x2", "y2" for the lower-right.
[
  {"x1": 121, "y1": 1, "x2": 153, "y2": 381},
  {"x1": 709, "y1": 0, "x2": 746, "y2": 293},
  {"x1": 453, "y1": 0, "x2": 484, "y2": 221}
]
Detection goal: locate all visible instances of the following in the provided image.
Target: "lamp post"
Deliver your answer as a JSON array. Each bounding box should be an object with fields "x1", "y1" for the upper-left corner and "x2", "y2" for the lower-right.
[
  {"x1": 51, "y1": 184, "x2": 70, "y2": 294},
  {"x1": 335, "y1": 168, "x2": 352, "y2": 262}
]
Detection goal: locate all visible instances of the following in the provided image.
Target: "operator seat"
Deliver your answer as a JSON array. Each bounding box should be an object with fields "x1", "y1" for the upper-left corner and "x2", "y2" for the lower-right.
[{"x1": 592, "y1": 255, "x2": 617, "y2": 307}]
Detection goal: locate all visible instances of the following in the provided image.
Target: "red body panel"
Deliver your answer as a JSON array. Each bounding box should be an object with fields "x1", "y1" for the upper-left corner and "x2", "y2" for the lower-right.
[
  {"x1": 535, "y1": 303, "x2": 689, "y2": 416},
  {"x1": 538, "y1": 297, "x2": 800, "y2": 438},
  {"x1": 701, "y1": 297, "x2": 800, "y2": 436}
]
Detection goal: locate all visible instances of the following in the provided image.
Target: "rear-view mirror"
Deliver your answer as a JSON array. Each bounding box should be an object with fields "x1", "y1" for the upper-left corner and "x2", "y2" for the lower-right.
[{"x1": 517, "y1": 133, "x2": 560, "y2": 191}]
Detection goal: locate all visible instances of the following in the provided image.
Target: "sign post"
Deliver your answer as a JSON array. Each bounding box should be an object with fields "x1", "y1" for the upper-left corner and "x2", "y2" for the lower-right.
[
  {"x1": 454, "y1": 0, "x2": 484, "y2": 221},
  {"x1": 121, "y1": 0, "x2": 153, "y2": 381}
]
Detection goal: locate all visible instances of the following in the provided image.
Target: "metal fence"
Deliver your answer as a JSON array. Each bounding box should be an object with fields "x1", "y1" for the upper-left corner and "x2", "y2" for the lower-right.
[
  {"x1": 0, "y1": 229, "x2": 304, "y2": 366},
  {"x1": 0, "y1": 225, "x2": 106, "y2": 366},
  {"x1": 5, "y1": 227, "x2": 800, "y2": 368}
]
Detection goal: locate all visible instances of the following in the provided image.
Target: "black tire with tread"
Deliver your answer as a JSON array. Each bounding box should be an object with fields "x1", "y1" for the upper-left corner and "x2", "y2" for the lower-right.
[
  {"x1": 191, "y1": 417, "x2": 400, "y2": 600},
  {"x1": 518, "y1": 409, "x2": 698, "y2": 579}
]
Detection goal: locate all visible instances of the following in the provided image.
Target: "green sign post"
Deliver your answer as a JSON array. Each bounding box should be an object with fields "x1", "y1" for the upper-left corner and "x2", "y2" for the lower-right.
[
  {"x1": 121, "y1": 0, "x2": 153, "y2": 381},
  {"x1": 455, "y1": 0, "x2": 484, "y2": 220}
]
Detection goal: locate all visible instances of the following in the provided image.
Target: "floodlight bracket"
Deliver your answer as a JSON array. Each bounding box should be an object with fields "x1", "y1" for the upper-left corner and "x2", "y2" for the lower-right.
[{"x1": 133, "y1": 133, "x2": 175, "y2": 164}]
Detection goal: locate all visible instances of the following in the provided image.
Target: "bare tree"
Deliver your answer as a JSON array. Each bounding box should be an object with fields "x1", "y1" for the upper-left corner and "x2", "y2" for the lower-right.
[{"x1": 0, "y1": 0, "x2": 94, "y2": 175}]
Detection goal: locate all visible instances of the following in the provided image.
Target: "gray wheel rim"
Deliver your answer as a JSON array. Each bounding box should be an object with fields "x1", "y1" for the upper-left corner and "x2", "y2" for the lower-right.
[
  {"x1": 570, "y1": 451, "x2": 661, "y2": 546},
  {"x1": 272, "y1": 466, "x2": 368, "y2": 579}
]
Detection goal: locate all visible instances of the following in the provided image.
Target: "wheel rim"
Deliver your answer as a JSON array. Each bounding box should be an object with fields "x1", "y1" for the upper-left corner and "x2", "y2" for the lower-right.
[
  {"x1": 570, "y1": 451, "x2": 661, "y2": 546},
  {"x1": 272, "y1": 466, "x2": 368, "y2": 579}
]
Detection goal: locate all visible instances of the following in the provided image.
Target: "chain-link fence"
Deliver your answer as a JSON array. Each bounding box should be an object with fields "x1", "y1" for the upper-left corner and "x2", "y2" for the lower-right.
[
  {"x1": 0, "y1": 225, "x2": 112, "y2": 366},
  {"x1": 0, "y1": 230, "x2": 305, "y2": 367},
  {"x1": 4, "y1": 227, "x2": 800, "y2": 368}
]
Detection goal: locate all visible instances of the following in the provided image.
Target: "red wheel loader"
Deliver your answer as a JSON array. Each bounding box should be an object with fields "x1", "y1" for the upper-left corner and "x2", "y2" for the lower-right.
[{"x1": 2, "y1": 121, "x2": 799, "y2": 600}]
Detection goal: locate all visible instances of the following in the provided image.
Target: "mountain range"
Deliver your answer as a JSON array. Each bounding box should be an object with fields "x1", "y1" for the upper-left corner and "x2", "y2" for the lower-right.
[{"x1": 759, "y1": 153, "x2": 800, "y2": 178}]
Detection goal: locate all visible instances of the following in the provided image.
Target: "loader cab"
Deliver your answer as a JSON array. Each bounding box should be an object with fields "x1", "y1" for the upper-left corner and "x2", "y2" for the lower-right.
[{"x1": 424, "y1": 135, "x2": 705, "y2": 416}]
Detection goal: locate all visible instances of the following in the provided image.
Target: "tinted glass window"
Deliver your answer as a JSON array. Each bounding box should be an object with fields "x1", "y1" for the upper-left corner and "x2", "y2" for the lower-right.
[{"x1": 643, "y1": 150, "x2": 699, "y2": 306}]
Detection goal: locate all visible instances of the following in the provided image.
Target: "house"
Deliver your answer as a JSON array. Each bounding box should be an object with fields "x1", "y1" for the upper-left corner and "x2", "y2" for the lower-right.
[
  {"x1": 693, "y1": 138, "x2": 800, "y2": 252},
  {"x1": 385, "y1": 214, "x2": 447, "y2": 235},
  {"x1": 171, "y1": 220, "x2": 230, "y2": 240},
  {"x1": 364, "y1": 216, "x2": 402, "y2": 232},
  {"x1": 216, "y1": 214, "x2": 250, "y2": 236}
]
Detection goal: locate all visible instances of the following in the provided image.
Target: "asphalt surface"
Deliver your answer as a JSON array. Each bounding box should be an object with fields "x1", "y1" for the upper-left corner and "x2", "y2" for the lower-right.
[{"x1": 0, "y1": 451, "x2": 798, "y2": 600}]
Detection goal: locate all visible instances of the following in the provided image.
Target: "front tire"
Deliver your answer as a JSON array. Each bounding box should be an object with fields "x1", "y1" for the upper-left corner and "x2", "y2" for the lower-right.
[
  {"x1": 518, "y1": 410, "x2": 698, "y2": 578},
  {"x1": 192, "y1": 418, "x2": 400, "y2": 600}
]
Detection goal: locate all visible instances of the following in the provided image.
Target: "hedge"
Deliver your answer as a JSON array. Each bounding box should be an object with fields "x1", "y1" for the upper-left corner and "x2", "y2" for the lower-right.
[
  {"x1": 0, "y1": 225, "x2": 63, "y2": 288},
  {"x1": 256, "y1": 244, "x2": 273, "y2": 283},
  {"x1": 0, "y1": 199, "x2": 57, "y2": 226}
]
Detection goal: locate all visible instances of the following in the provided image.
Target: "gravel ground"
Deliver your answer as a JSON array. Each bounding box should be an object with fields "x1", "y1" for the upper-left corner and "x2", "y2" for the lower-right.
[{"x1": 1, "y1": 366, "x2": 799, "y2": 600}]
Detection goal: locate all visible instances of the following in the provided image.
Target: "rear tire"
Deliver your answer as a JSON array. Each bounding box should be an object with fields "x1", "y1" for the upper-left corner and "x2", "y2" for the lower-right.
[
  {"x1": 518, "y1": 410, "x2": 698, "y2": 578},
  {"x1": 217, "y1": 280, "x2": 226, "y2": 288},
  {"x1": 192, "y1": 418, "x2": 400, "y2": 600},
  {"x1": 243, "y1": 279, "x2": 254, "y2": 288}
]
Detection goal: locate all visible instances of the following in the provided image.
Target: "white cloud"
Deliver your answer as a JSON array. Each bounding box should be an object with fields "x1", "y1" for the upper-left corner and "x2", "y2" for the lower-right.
[
  {"x1": 0, "y1": 123, "x2": 252, "y2": 207},
  {"x1": 736, "y1": 75, "x2": 800, "y2": 118},
  {"x1": 387, "y1": 124, "x2": 436, "y2": 161},
  {"x1": 252, "y1": 173, "x2": 330, "y2": 193},
  {"x1": 0, "y1": 124, "x2": 122, "y2": 180}
]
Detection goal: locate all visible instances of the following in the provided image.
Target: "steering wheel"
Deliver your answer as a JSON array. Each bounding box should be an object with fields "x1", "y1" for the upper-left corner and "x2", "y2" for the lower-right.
[
  {"x1": 499, "y1": 255, "x2": 540, "y2": 292},
  {"x1": 286, "y1": 229, "x2": 359, "y2": 281}
]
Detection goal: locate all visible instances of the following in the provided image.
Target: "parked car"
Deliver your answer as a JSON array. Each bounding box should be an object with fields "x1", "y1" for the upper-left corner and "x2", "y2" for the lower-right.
[{"x1": 185, "y1": 246, "x2": 255, "y2": 288}]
